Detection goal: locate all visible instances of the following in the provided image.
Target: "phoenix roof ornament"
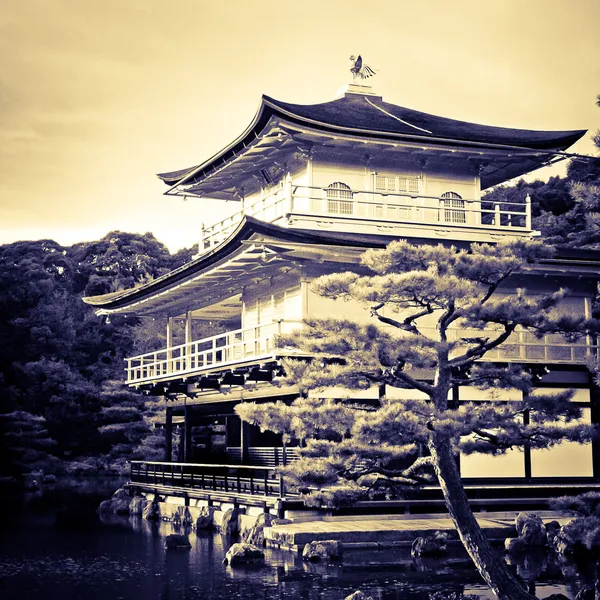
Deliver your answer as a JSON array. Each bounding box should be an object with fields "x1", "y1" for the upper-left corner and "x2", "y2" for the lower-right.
[{"x1": 349, "y1": 55, "x2": 377, "y2": 80}]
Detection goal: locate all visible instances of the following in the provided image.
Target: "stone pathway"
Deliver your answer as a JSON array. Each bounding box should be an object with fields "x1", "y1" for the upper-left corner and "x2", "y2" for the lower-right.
[{"x1": 264, "y1": 511, "x2": 569, "y2": 550}]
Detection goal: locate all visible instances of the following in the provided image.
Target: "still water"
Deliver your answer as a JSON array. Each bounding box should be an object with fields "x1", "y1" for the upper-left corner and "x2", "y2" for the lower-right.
[{"x1": 0, "y1": 484, "x2": 583, "y2": 600}]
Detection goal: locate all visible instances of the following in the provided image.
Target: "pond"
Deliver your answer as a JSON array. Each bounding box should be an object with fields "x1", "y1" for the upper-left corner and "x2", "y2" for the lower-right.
[{"x1": 0, "y1": 483, "x2": 586, "y2": 600}]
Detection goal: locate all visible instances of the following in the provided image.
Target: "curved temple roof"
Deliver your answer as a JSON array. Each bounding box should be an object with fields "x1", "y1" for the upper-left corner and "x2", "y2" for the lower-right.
[
  {"x1": 158, "y1": 92, "x2": 586, "y2": 191},
  {"x1": 84, "y1": 216, "x2": 600, "y2": 317}
]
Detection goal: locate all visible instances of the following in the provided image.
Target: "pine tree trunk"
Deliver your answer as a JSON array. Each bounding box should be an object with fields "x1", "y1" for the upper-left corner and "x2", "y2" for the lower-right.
[{"x1": 428, "y1": 434, "x2": 538, "y2": 600}]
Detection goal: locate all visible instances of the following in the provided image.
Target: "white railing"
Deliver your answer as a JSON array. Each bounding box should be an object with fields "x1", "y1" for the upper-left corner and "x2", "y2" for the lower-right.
[
  {"x1": 126, "y1": 321, "x2": 595, "y2": 386},
  {"x1": 443, "y1": 328, "x2": 597, "y2": 364},
  {"x1": 126, "y1": 323, "x2": 279, "y2": 384},
  {"x1": 197, "y1": 184, "x2": 532, "y2": 254}
]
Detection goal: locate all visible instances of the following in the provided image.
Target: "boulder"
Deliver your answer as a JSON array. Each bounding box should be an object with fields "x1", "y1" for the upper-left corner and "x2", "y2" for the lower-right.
[
  {"x1": 111, "y1": 488, "x2": 133, "y2": 515},
  {"x1": 219, "y1": 508, "x2": 242, "y2": 535},
  {"x1": 222, "y1": 542, "x2": 265, "y2": 566},
  {"x1": 165, "y1": 534, "x2": 191, "y2": 550},
  {"x1": 345, "y1": 592, "x2": 374, "y2": 600},
  {"x1": 302, "y1": 540, "x2": 343, "y2": 562},
  {"x1": 520, "y1": 514, "x2": 546, "y2": 546},
  {"x1": 129, "y1": 496, "x2": 149, "y2": 516},
  {"x1": 243, "y1": 512, "x2": 274, "y2": 547},
  {"x1": 545, "y1": 520, "x2": 561, "y2": 546},
  {"x1": 195, "y1": 506, "x2": 216, "y2": 530},
  {"x1": 143, "y1": 497, "x2": 161, "y2": 521},
  {"x1": 182, "y1": 507, "x2": 193, "y2": 527},
  {"x1": 171, "y1": 506, "x2": 184, "y2": 525},
  {"x1": 553, "y1": 518, "x2": 585, "y2": 555},
  {"x1": 411, "y1": 532, "x2": 449, "y2": 558},
  {"x1": 98, "y1": 487, "x2": 131, "y2": 515},
  {"x1": 504, "y1": 537, "x2": 529, "y2": 553}
]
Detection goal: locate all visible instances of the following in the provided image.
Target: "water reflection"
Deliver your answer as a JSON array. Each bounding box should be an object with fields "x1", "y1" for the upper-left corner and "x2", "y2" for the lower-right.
[{"x1": 0, "y1": 491, "x2": 589, "y2": 600}]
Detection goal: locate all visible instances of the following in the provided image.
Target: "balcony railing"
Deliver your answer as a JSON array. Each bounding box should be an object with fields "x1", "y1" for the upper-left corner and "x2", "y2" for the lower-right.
[
  {"x1": 126, "y1": 321, "x2": 596, "y2": 386},
  {"x1": 126, "y1": 323, "x2": 278, "y2": 384},
  {"x1": 198, "y1": 183, "x2": 532, "y2": 254},
  {"x1": 130, "y1": 461, "x2": 286, "y2": 498}
]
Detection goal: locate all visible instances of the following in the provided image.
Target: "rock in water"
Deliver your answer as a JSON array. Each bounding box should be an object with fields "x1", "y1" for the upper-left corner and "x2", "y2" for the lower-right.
[
  {"x1": 243, "y1": 512, "x2": 273, "y2": 546},
  {"x1": 411, "y1": 532, "x2": 449, "y2": 557},
  {"x1": 97, "y1": 487, "x2": 132, "y2": 515},
  {"x1": 165, "y1": 534, "x2": 191, "y2": 550},
  {"x1": 195, "y1": 506, "x2": 216, "y2": 530},
  {"x1": 345, "y1": 592, "x2": 374, "y2": 600},
  {"x1": 302, "y1": 540, "x2": 343, "y2": 562},
  {"x1": 222, "y1": 543, "x2": 265, "y2": 566},
  {"x1": 129, "y1": 496, "x2": 149, "y2": 516},
  {"x1": 142, "y1": 497, "x2": 161, "y2": 521},
  {"x1": 219, "y1": 508, "x2": 241, "y2": 535}
]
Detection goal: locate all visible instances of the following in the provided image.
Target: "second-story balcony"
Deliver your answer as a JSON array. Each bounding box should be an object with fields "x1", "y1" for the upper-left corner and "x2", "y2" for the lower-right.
[
  {"x1": 126, "y1": 322, "x2": 596, "y2": 387},
  {"x1": 197, "y1": 182, "x2": 533, "y2": 256}
]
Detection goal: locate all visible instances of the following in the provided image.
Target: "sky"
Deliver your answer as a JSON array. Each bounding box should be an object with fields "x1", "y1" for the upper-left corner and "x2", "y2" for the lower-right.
[{"x1": 1, "y1": 0, "x2": 599, "y2": 252}]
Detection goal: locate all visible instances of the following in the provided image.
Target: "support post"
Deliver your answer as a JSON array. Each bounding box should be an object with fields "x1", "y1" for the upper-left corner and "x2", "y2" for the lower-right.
[
  {"x1": 525, "y1": 193, "x2": 532, "y2": 230},
  {"x1": 494, "y1": 203, "x2": 501, "y2": 227},
  {"x1": 184, "y1": 401, "x2": 192, "y2": 462},
  {"x1": 285, "y1": 172, "x2": 293, "y2": 215},
  {"x1": 590, "y1": 376, "x2": 600, "y2": 479},
  {"x1": 165, "y1": 407, "x2": 173, "y2": 462},
  {"x1": 185, "y1": 310, "x2": 193, "y2": 370},
  {"x1": 240, "y1": 419, "x2": 250, "y2": 465},
  {"x1": 166, "y1": 317, "x2": 174, "y2": 373}
]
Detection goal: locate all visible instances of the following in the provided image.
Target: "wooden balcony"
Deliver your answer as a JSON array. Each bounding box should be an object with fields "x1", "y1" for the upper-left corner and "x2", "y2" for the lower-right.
[
  {"x1": 197, "y1": 183, "x2": 533, "y2": 256},
  {"x1": 130, "y1": 460, "x2": 287, "y2": 499},
  {"x1": 126, "y1": 322, "x2": 596, "y2": 386},
  {"x1": 126, "y1": 323, "x2": 281, "y2": 385}
]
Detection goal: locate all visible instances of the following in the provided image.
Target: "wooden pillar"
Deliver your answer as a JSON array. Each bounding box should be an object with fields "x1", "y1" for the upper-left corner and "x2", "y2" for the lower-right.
[
  {"x1": 240, "y1": 420, "x2": 250, "y2": 465},
  {"x1": 285, "y1": 172, "x2": 293, "y2": 215},
  {"x1": 166, "y1": 316, "x2": 174, "y2": 373},
  {"x1": 590, "y1": 378, "x2": 600, "y2": 479},
  {"x1": 165, "y1": 407, "x2": 173, "y2": 462},
  {"x1": 184, "y1": 402, "x2": 192, "y2": 462}
]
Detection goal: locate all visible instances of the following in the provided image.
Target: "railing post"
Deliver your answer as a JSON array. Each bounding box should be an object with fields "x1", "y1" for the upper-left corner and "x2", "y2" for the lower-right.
[
  {"x1": 285, "y1": 172, "x2": 293, "y2": 215},
  {"x1": 494, "y1": 203, "x2": 501, "y2": 227},
  {"x1": 525, "y1": 194, "x2": 532, "y2": 230},
  {"x1": 185, "y1": 311, "x2": 193, "y2": 371},
  {"x1": 166, "y1": 317, "x2": 174, "y2": 373}
]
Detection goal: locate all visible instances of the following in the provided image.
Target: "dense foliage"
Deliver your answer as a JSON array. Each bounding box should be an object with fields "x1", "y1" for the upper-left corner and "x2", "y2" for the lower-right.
[
  {"x1": 484, "y1": 95, "x2": 600, "y2": 250},
  {"x1": 0, "y1": 232, "x2": 194, "y2": 480},
  {"x1": 237, "y1": 238, "x2": 600, "y2": 600}
]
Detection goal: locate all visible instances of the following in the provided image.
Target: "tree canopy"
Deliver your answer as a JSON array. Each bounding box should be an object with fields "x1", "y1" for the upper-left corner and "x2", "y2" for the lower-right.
[
  {"x1": 0, "y1": 231, "x2": 193, "y2": 478},
  {"x1": 237, "y1": 238, "x2": 599, "y2": 600}
]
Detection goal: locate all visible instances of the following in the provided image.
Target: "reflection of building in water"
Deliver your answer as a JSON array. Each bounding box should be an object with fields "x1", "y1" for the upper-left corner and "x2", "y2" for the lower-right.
[{"x1": 84, "y1": 77, "x2": 600, "y2": 515}]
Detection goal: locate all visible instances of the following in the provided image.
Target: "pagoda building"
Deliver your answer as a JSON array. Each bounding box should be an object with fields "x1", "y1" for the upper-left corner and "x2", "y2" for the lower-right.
[{"x1": 84, "y1": 80, "x2": 600, "y2": 510}]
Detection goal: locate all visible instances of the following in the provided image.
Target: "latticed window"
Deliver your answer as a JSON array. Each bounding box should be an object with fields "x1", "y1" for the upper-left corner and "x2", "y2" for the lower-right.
[
  {"x1": 374, "y1": 175, "x2": 420, "y2": 194},
  {"x1": 441, "y1": 191, "x2": 466, "y2": 224},
  {"x1": 326, "y1": 182, "x2": 353, "y2": 215}
]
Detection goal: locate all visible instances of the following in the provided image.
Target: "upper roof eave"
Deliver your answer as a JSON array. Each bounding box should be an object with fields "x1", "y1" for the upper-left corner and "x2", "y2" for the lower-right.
[{"x1": 157, "y1": 94, "x2": 586, "y2": 192}]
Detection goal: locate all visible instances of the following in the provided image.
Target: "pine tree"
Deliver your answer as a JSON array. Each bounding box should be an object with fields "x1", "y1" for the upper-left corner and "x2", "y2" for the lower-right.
[{"x1": 236, "y1": 239, "x2": 599, "y2": 600}]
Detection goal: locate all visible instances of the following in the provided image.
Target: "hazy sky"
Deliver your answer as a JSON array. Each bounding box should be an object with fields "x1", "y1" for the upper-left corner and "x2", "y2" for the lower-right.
[{"x1": 1, "y1": 0, "x2": 599, "y2": 252}]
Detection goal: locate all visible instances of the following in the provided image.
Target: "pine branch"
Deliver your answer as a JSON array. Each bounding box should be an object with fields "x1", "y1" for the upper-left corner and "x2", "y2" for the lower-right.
[
  {"x1": 370, "y1": 302, "x2": 432, "y2": 335},
  {"x1": 449, "y1": 323, "x2": 517, "y2": 367},
  {"x1": 384, "y1": 368, "x2": 434, "y2": 397}
]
